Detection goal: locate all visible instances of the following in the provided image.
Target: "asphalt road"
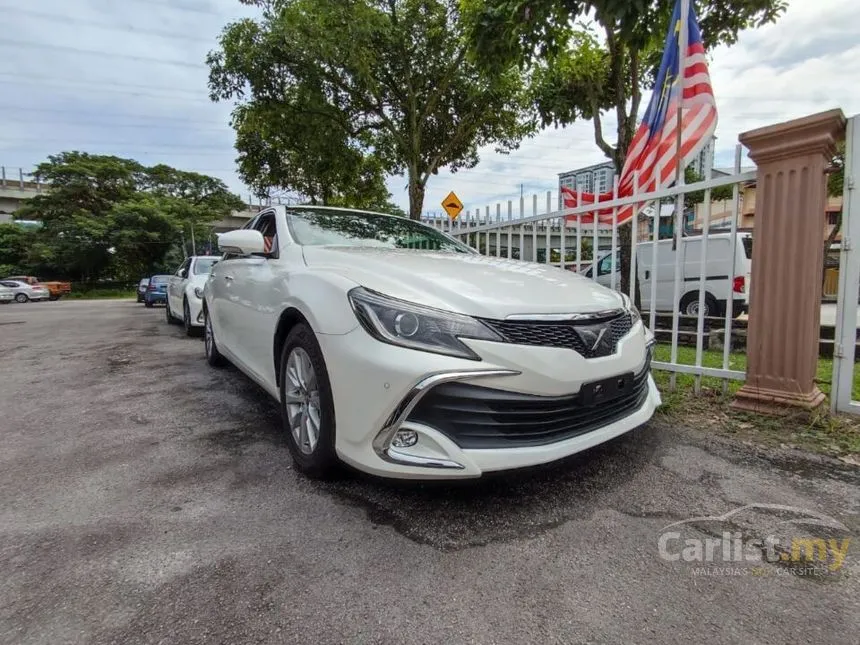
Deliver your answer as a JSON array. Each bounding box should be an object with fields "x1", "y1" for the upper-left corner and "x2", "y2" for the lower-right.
[{"x1": 1, "y1": 299, "x2": 859, "y2": 645}]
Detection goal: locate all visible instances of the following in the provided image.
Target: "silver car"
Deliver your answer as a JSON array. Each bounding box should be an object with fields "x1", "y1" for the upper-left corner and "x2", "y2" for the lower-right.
[
  {"x1": 0, "y1": 284, "x2": 13, "y2": 304},
  {"x1": 0, "y1": 280, "x2": 50, "y2": 303}
]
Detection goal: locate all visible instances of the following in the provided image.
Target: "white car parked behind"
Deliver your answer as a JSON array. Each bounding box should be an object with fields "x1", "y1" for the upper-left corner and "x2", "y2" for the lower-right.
[
  {"x1": 166, "y1": 255, "x2": 220, "y2": 335},
  {"x1": 0, "y1": 280, "x2": 50, "y2": 303},
  {"x1": 0, "y1": 284, "x2": 14, "y2": 304},
  {"x1": 203, "y1": 206, "x2": 660, "y2": 480}
]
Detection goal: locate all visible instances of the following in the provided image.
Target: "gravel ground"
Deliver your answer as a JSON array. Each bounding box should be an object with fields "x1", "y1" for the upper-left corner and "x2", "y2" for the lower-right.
[{"x1": 1, "y1": 299, "x2": 858, "y2": 645}]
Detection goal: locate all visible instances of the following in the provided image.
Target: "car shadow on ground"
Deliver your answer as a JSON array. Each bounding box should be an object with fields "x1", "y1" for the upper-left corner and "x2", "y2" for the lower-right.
[{"x1": 202, "y1": 364, "x2": 662, "y2": 550}]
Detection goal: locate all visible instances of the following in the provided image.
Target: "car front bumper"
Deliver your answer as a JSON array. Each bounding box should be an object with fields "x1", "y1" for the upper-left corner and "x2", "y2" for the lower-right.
[
  {"x1": 189, "y1": 296, "x2": 205, "y2": 327},
  {"x1": 317, "y1": 321, "x2": 661, "y2": 480}
]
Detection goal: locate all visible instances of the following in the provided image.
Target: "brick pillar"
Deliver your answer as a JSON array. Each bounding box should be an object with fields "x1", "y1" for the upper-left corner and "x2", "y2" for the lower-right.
[{"x1": 733, "y1": 109, "x2": 846, "y2": 414}]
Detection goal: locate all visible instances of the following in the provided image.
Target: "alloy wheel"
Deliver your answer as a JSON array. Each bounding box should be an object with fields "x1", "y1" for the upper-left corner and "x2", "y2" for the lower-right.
[
  {"x1": 204, "y1": 312, "x2": 213, "y2": 357},
  {"x1": 283, "y1": 347, "x2": 320, "y2": 455}
]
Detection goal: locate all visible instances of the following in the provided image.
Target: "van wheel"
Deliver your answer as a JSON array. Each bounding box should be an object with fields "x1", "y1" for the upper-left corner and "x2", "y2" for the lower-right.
[{"x1": 681, "y1": 293, "x2": 718, "y2": 317}]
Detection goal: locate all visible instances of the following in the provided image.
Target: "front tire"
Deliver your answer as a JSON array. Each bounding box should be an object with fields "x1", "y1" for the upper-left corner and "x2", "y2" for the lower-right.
[
  {"x1": 14, "y1": 294, "x2": 28, "y2": 303},
  {"x1": 183, "y1": 299, "x2": 200, "y2": 337},
  {"x1": 203, "y1": 305, "x2": 226, "y2": 367},
  {"x1": 279, "y1": 324, "x2": 338, "y2": 479}
]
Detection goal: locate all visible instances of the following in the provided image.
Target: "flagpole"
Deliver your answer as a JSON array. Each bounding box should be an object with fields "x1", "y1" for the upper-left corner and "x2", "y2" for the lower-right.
[{"x1": 670, "y1": 0, "x2": 690, "y2": 390}]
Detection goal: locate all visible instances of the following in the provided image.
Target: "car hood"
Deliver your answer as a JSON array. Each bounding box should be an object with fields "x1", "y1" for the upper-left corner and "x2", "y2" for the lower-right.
[{"x1": 301, "y1": 246, "x2": 624, "y2": 318}]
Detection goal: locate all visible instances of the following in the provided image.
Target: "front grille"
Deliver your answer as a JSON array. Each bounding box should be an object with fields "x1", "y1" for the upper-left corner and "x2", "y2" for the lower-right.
[
  {"x1": 481, "y1": 311, "x2": 633, "y2": 358},
  {"x1": 406, "y1": 359, "x2": 651, "y2": 449}
]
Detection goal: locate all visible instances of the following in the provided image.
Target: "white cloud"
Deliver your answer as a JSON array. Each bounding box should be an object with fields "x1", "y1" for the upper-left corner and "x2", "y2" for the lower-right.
[{"x1": 1, "y1": 0, "x2": 857, "y2": 215}]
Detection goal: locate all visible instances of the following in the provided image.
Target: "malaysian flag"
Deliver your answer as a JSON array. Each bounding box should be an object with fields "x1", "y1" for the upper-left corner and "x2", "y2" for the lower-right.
[{"x1": 562, "y1": 0, "x2": 717, "y2": 225}]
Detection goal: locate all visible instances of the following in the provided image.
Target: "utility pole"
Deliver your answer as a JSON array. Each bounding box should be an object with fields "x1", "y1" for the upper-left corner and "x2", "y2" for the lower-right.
[{"x1": 190, "y1": 225, "x2": 197, "y2": 256}]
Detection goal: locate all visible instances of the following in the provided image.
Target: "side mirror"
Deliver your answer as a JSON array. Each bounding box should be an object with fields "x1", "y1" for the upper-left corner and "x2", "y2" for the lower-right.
[{"x1": 217, "y1": 229, "x2": 266, "y2": 256}]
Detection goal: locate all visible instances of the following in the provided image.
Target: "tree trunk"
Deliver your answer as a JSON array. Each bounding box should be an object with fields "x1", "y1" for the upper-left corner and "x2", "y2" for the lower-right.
[{"x1": 408, "y1": 175, "x2": 425, "y2": 220}]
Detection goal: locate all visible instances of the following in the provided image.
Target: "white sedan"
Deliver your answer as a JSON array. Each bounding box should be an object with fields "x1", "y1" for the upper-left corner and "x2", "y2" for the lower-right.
[
  {"x1": 203, "y1": 206, "x2": 660, "y2": 480},
  {"x1": 0, "y1": 284, "x2": 13, "y2": 304},
  {"x1": 0, "y1": 280, "x2": 50, "y2": 303},
  {"x1": 165, "y1": 255, "x2": 220, "y2": 335}
]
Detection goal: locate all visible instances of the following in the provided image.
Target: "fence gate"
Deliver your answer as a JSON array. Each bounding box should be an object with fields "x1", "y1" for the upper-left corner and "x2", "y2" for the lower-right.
[
  {"x1": 832, "y1": 114, "x2": 860, "y2": 413},
  {"x1": 426, "y1": 148, "x2": 757, "y2": 392}
]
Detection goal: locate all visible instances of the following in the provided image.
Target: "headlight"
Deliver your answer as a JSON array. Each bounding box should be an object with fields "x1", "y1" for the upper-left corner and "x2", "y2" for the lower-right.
[
  {"x1": 348, "y1": 287, "x2": 503, "y2": 360},
  {"x1": 620, "y1": 293, "x2": 642, "y2": 326},
  {"x1": 193, "y1": 286, "x2": 204, "y2": 299}
]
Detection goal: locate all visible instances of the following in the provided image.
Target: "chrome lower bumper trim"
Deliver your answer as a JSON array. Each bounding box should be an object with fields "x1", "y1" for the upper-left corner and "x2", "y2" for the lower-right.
[{"x1": 373, "y1": 368, "x2": 520, "y2": 469}]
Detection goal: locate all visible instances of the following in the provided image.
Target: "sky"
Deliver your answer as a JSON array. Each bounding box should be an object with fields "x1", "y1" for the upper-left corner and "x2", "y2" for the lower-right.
[{"x1": 1, "y1": 0, "x2": 858, "y2": 218}]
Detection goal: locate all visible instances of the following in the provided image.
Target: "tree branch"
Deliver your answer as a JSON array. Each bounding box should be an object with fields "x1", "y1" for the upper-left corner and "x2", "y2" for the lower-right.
[{"x1": 591, "y1": 105, "x2": 616, "y2": 161}]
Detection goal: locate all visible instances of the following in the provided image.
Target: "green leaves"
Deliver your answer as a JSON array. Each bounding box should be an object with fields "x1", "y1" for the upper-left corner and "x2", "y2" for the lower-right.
[
  {"x1": 12, "y1": 153, "x2": 244, "y2": 282},
  {"x1": 208, "y1": 0, "x2": 534, "y2": 218}
]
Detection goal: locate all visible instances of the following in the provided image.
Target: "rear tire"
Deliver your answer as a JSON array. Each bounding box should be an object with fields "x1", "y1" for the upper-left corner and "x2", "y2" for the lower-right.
[
  {"x1": 144, "y1": 300, "x2": 153, "y2": 308},
  {"x1": 14, "y1": 294, "x2": 28, "y2": 303},
  {"x1": 203, "y1": 305, "x2": 227, "y2": 367},
  {"x1": 279, "y1": 324, "x2": 338, "y2": 479}
]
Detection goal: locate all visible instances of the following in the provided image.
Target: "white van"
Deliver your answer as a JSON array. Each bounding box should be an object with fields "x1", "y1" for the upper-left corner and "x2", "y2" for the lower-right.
[{"x1": 583, "y1": 232, "x2": 752, "y2": 317}]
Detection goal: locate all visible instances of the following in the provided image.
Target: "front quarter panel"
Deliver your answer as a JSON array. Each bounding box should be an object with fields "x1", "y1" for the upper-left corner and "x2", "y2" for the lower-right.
[{"x1": 279, "y1": 268, "x2": 361, "y2": 336}]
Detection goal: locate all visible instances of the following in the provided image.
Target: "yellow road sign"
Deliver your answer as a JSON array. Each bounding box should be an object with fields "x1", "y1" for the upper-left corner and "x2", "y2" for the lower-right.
[{"x1": 442, "y1": 191, "x2": 463, "y2": 220}]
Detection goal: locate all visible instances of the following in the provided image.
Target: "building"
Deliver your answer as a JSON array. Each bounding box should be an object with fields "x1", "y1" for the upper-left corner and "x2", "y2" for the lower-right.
[
  {"x1": 557, "y1": 161, "x2": 615, "y2": 207},
  {"x1": 689, "y1": 182, "x2": 843, "y2": 242},
  {"x1": 557, "y1": 135, "x2": 717, "y2": 206},
  {"x1": 687, "y1": 136, "x2": 715, "y2": 177}
]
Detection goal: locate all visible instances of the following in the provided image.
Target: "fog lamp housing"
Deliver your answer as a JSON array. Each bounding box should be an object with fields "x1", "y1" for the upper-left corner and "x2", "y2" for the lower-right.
[{"x1": 391, "y1": 429, "x2": 418, "y2": 448}]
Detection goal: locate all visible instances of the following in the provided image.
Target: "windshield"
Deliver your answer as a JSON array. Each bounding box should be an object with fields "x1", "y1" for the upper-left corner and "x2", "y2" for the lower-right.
[
  {"x1": 151, "y1": 275, "x2": 170, "y2": 284},
  {"x1": 286, "y1": 208, "x2": 473, "y2": 253},
  {"x1": 194, "y1": 258, "x2": 219, "y2": 275}
]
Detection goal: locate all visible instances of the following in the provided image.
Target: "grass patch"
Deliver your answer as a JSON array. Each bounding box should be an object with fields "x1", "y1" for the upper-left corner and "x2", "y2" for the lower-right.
[
  {"x1": 65, "y1": 288, "x2": 136, "y2": 300},
  {"x1": 652, "y1": 344, "x2": 860, "y2": 461}
]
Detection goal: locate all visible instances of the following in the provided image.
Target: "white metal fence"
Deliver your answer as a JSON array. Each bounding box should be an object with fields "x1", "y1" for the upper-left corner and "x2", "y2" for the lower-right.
[
  {"x1": 424, "y1": 145, "x2": 757, "y2": 392},
  {"x1": 832, "y1": 115, "x2": 859, "y2": 414}
]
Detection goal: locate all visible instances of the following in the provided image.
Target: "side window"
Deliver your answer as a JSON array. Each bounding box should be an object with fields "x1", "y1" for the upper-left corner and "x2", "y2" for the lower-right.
[
  {"x1": 597, "y1": 254, "x2": 612, "y2": 276},
  {"x1": 253, "y1": 212, "x2": 278, "y2": 257}
]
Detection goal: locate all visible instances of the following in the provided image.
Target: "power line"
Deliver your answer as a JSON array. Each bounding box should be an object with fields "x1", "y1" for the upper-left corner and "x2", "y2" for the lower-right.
[
  {"x1": 0, "y1": 73, "x2": 206, "y2": 97},
  {"x1": 0, "y1": 6, "x2": 220, "y2": 43},
  {"x1": 0, "y1": 39, "x2": 207, "y2": 69},
  {"x1": 0, "y1": 118, "x2": 230, "y2": 132},
  {"x1": 123, "y1": 0, "x2": 234, "y2": 16},
  {"x1": 0, "y1": 104, "x2": 225, "y2": 124},
  {"x1": 0, "y1": 77, "x2": 213, "y2": 102}
]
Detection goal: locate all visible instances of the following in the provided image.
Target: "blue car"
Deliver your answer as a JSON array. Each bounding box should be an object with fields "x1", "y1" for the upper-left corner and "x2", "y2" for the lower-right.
[{"x1": 143, "y1": 274, "x2": 171, "y2": 307}]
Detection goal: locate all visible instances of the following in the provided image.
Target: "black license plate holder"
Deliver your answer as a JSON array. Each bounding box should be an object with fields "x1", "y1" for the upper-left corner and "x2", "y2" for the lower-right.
[{"x1": 579, "y1": 372, "x2": 634, "y2": 406}]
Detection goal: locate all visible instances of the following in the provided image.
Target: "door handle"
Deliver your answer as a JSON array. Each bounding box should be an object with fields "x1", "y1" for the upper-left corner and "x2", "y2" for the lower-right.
[
  {"x1": 645, "y1": 270, "x2": 650, "y2": 280},
  {"x1": 223, "y1": 275, "x2": 234, "y2": 281}
]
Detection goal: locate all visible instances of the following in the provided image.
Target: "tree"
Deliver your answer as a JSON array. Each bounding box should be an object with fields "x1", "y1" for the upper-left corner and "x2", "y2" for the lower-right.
[
  {"x1": 15, "y1": 152, "x2": 243, "y2": 282},
  {"x1": 207, "y1": 0, "x2": 534, "y2": 219},
  {"x1": 462, "y1": 0, "x2": 787, "y2": 300},
  {"x1": 0, "y1": 223, "x2": 32, "y2": 276},
  {"x1": 683, "y1": 166, "x2": 733, "y2": 212},
  {"x1": 822, "y1": 141, "x2": 845, "y2": 291}
]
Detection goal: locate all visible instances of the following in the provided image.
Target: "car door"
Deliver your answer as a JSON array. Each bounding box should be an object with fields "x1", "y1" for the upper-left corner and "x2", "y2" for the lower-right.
[
  {"x1": 228, "y1": 210, "x2": 283, "y2": 386},
  {"x1": 168, "y1": 259, "x2": 190, "y2": 316},
  {"x1": 208, "y1": 215, "x2": 261, "y2": 357}
]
